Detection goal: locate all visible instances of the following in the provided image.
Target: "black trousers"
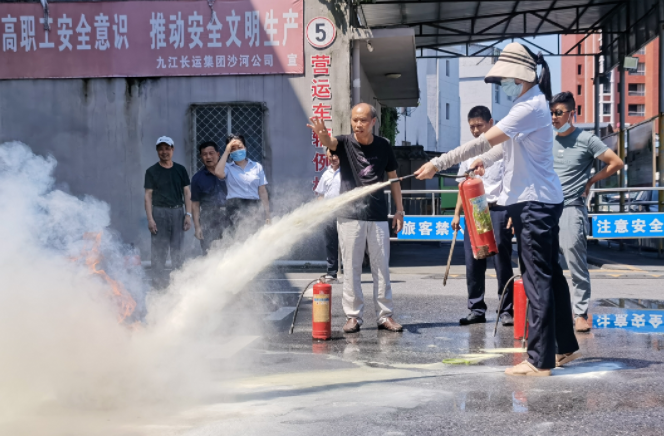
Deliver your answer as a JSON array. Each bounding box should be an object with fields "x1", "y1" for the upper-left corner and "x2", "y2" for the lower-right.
[
  {"x1": 199, "y1": 206, "x2": 228, "y2": 255},
  {"x1": 324, "y1": 219, "x2": 339, "y2": 276},
  {"x1": 507, "y1": 201, "x2": 579, "y2": 369},
  {"x1": 463, "y1": 206, "x2": 514, "y2": 316},
  {"x1": 226, "y1": 198, "x2": 263, "y2": 239}
]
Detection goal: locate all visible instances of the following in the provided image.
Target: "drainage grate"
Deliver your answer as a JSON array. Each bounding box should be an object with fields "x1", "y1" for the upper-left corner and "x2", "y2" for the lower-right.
[{"x1": 193, "y1": 104, "x2": 264, "y2": 172}]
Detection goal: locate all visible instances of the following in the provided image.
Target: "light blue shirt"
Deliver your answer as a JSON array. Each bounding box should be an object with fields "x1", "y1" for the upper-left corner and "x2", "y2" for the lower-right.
[{"x1": 225, "y1": 159, "x2": 267, "y2": 200}]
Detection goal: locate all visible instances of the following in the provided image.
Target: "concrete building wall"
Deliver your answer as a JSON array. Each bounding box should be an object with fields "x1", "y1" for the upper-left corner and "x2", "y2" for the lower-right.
[
  {"x1": 0, "y1": 0, "x2": 352, "y2": 260},
  {"x1": 439, "y1": 58, "x2": 461, "y2": 153},
  {"x1": 395, "y1": 54, "x2": 460, "y2": 152}
]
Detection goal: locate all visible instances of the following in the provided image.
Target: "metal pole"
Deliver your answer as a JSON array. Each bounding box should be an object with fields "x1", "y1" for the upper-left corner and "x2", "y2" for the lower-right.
[
  {"x1": 594, "y1": 53, "x2": 601, "y2": 214},
  {"x1": 659, "y1": 11, "x2": 664, "y2": 257},
  {"x1": 352, "y1": 41, "x2": 361, "y2": 106},
  {"x1": 619, "y1": 59, "x2": 626, "y2": 215}
]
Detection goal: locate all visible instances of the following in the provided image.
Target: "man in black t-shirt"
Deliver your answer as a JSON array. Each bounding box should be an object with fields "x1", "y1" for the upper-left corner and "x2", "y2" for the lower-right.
[
  {"x1": 144, "y1": 136, "x2": 192, "y2": 289},
  {"x1": 307, "y1": 103, "x2": 405, "y2": 333}
]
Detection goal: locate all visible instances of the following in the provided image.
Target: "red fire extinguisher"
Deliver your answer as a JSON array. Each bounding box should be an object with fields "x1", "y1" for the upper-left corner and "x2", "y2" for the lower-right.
[
  {"x1": 513, "y1": 278, "x2": 528, "y2": 340},
  {"x1": 459, "y1": 172, "x2": 498, "y2": 259},
  {"x1": 312, "y1": 281, "x2": 332, "y2": 340}
]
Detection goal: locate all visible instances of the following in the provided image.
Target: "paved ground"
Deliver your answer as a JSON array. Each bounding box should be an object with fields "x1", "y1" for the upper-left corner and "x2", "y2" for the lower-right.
[{"x1": 6, "y1": 242, "x2": 664, "y2": 435}]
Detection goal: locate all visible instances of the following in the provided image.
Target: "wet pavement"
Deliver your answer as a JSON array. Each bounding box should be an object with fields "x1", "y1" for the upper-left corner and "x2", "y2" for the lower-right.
[
  {"x1": 193, "y1": 264, "x2": 664, "y2": 436},
  {"x1": 7, "y1": 242, "x2": 664, "y2": 435}
]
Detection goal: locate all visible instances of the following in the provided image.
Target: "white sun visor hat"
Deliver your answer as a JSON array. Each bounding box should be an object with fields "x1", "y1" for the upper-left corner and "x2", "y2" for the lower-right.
[
  {"x1": 155, "y1": 136, "x2": 175, "y2": 148},
  {"x1": 484, "y1": 42, "x2": 538, "y2": 84}
]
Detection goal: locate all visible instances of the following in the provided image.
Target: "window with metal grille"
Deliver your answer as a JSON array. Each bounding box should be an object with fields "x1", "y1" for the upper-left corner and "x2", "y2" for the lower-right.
[
  {"x1": 602, "y1": 81, "x2": 611, "y2": 94},
  {"x1": 629, "y1": 62, "x2": 645, "y2": 76},
  {"x1": 192, "y1": 104, "x2": 264, "y2": 172},
  {"x1": 628, "y1": 104, "x2": 645, "y2": 117},
  {"x1": 628, "y1": 83, "x2": 645, "y2": 96},
  {"x1": 494, "y1": 83, "x2": 500, "y2": 104},
  {"x1": 602, "y1": 103, "x2": 611, "y2": 115}
]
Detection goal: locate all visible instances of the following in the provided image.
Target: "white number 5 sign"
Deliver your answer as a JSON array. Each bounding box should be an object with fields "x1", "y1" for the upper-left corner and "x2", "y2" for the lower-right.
[{"x1": 306, "y1": 17, "x2": 336, "y2": 49}]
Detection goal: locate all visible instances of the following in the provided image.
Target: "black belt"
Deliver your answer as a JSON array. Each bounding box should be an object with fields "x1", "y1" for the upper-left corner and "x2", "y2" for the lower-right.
[
  {"x1": 154, "y1": 205, "x2": 183, "y2": 209},
  {"x1": 488, "y1": 202, "x2": 498, "y2": 209}
]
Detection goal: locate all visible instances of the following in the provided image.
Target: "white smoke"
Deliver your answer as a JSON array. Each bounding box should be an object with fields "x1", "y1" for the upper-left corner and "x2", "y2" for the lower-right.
[{"x1": 0, "y1": 141, "x2": 389, "y2": 428}]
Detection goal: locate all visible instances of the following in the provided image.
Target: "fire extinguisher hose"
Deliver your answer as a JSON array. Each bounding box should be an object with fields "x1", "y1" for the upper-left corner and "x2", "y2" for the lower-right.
[
  {"x1": 492, "y1": 273, "x2": 522, "y2": 337},
  {"x1": 289, "y1": 275, "x2": 327, "y2": 335}
]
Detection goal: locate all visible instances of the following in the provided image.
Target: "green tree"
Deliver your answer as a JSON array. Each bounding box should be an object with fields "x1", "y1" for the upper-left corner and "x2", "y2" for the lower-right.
[{"x1": 380, "y1": 107, "x2": 400, "y2": 146}]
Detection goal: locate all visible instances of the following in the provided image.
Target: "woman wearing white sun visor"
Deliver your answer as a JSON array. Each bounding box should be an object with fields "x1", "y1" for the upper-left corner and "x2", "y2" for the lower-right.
[{"x1": 415, "y1": 42, "x2": 580, "y2": 377}]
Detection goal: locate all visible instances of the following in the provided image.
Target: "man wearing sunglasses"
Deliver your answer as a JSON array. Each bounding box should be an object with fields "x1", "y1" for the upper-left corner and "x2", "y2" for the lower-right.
[{"x1": 550, "y1": 91, "x2": 624, "y2": 332}]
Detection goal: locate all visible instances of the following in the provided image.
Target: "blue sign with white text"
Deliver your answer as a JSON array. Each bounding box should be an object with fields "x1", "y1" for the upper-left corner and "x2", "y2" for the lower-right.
[
  {"x1": 398, "y1": 216, "x2": 466, "y2": 241},
  {"x1": 593, "y1": 311, "x2": 664, "y2": 333},
  {"x1": 592, "y1": 213, "x2": 664, "y2": 238}
]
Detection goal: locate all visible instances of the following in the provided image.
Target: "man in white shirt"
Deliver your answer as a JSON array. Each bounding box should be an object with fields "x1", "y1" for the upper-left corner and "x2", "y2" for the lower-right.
[
  {"x1": 453, "y1": 106, "x2": 514, "y2": 326},
  {"x1": 315, "y1": 148, "x2": 341, "y2": 280}
]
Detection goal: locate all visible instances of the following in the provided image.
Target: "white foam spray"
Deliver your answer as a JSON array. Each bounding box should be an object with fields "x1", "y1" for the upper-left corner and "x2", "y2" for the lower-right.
[{"x1": 0, "y1": 142, "x2": 392, "y2": 422}]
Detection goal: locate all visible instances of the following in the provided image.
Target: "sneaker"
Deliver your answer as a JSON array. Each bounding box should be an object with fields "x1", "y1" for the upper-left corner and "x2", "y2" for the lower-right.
[
  {"x1": 575, "y1": 316, "x2": 591, "y2": 333},
  {"x1": 499, "y1": 312, "x2": 514, "y2": 326},
  {"x1": 459, "y1": 313, "x2": 486, "y2": 325}
]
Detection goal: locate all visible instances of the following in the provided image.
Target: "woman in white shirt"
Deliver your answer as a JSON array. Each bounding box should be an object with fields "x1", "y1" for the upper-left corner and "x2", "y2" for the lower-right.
[
  {"x1": 214, "y1": 134, "x2": 270, "y2": 237},
  {"x1": 415, "y1": 42, "x2": 579, "y2": 377}
]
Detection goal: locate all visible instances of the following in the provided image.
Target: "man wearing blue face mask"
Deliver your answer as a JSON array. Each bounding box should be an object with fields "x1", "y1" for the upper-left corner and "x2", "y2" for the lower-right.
[{"x1": 550, "y1": 91, "x2": 624, "y2": 332}]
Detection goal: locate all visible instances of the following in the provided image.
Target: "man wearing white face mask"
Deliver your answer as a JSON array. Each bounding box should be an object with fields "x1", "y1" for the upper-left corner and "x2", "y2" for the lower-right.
[{"x1": 550, "y1": 91, "x2": 624, "y2": 332}]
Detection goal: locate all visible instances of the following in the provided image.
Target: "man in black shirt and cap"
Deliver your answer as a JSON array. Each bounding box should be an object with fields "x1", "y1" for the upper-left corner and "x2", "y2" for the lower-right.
[
  {"x1": 191, "y1": 141, "x2": 228, "y2": 255},
  {"x1": 307, "y1": 103, "x2": 405, "y2": 333},
  {"x1": 144, "y1": 136, "x2": 192, "y2": 289}
]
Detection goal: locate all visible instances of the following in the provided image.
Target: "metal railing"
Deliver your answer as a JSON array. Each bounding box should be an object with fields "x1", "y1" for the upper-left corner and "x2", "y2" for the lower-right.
[{"x1": 385, "y1": 187, "x2": 664, "y2": 216}]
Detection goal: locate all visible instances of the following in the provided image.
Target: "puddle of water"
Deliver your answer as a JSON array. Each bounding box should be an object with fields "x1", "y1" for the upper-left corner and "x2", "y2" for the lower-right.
[
  {"x1": 595, "y1": 298, "x2": 664, "y2": 310},
  {"x1": 553, "y1": 361, "x2": 624, "y2": 378}
]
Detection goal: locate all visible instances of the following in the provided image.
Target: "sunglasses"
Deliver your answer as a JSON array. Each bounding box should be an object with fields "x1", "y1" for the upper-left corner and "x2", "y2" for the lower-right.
[{"x1": 550, "y1": 109, "x2": 572, "y2": 117}]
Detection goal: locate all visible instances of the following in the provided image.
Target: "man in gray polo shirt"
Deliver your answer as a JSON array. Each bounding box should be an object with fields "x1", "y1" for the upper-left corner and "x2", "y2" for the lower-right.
[{"x1": 550, "y1": 92, "x2": 624, "y2": 332}]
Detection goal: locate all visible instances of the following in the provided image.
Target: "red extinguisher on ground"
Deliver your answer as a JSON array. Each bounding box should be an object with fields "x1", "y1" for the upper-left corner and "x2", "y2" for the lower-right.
[
  {"x1": 459, "y1": 171, "x2": 498, "y2": 259},
  {"x1": 312, "y1": 281, "x2": 332, "y2": 340}
]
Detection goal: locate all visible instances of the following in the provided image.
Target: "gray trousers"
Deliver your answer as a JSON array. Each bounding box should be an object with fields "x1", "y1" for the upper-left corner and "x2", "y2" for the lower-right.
[
  {"x1": 337, "y1": 218, "x2": 393, "y2": 325},
  {"x1": 558, "y1": 205, "x2": 591, "y2": 318},
  {"x1": 151, "y1": 206, "x2": 185, "y2": 289}
]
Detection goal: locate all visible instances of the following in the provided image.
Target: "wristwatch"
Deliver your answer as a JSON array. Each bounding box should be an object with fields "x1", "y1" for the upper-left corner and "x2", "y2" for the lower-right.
[
  {"x1": 185, "y1": 212, "x2": 192, "y2": 218},
  {"x1": 395, "y1": 210, "x2": 405, "y2": 216}
]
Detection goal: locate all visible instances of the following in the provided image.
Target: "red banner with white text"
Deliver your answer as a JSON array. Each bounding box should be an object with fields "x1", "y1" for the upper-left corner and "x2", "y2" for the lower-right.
[{"x1": 0, "y1": 0, "x2": 303, "y2": 79}]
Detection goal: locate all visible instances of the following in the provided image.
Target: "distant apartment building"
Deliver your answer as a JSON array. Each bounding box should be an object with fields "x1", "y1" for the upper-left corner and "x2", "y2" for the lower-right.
[
  {"x1": 561, "y1": 35, "x2": 660, "y2": 130},
  {"x1": 458, "y1": 47, "x2": 515, "y2": 144},
  {"x1": 395, "y1": 51, "x2": 461, "y2": 153}
]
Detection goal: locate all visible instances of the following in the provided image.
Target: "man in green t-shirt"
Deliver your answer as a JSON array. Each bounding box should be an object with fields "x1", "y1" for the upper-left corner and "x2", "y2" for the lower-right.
[
  {"x1": 550, "y1": 92, "x2": 624, "y2": 332},
  {"x1": 144, "y1": 136, "x2": 192, "y2": 289}
]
